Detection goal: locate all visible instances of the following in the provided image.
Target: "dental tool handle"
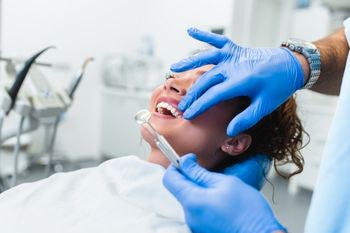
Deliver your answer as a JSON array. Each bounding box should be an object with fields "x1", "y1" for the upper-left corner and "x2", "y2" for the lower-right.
[
  {"x1": 156, "y1": 135, "x2": 180, "y2": 168},
  {"x1": 67, "y1": 57, "x2": 94, "y2": 99},
  {"x1": 11, "y1": 116, "x2": 25, "y2": 187},
  {"x1": 67, "y1": 71, "x2": 83, "y2": 99},
  {"x1": 7, "y1": 46, "x2": 55, "y2": 114}
]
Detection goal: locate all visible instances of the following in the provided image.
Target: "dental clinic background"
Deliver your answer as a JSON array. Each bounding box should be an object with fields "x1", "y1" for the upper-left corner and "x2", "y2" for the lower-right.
[
  {"x1": 0, "y1": 0, "x2": 347, "y2": 232},
  {"x1": 1, "y1": 0, "x2": 331, "y2": 160}
]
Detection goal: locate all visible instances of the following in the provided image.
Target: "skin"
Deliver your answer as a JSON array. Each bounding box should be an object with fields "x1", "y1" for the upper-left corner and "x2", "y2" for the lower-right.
[
  {"x1": 142, "y1": 65, "x2": 251, "y2": 170},
  {"x1": 295, "y1": 27, "x2": 349, "y2": 95}
]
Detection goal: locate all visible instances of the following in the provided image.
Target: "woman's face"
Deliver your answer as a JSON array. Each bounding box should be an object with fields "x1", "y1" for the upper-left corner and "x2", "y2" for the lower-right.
[{"x1": 142, "y1": 65, "x2": 245, "y2": 170}]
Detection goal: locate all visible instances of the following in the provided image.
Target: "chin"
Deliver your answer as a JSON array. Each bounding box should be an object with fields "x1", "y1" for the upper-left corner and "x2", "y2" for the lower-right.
[
  {"x1": 140, "y1": 127, "x2": 156, "y2": 148},
  {"x1": 147, "y1": 153, "x2": 171, "y2": 168}
]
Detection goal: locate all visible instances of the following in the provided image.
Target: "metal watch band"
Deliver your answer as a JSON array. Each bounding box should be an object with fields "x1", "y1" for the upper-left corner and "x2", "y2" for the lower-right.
[{"x1": 281, "y1": 39, "x2": 321, "y2": 89}]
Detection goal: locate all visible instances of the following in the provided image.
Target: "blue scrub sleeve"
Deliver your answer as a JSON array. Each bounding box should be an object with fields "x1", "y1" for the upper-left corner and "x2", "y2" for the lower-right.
[{"x1": 304, "y1": 17, "x2": 350, "y2": 233}]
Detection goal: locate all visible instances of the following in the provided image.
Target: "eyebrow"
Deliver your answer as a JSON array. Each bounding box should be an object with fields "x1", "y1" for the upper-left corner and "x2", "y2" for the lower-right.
[
  {"x1": 166, "y1": 73, "x2": 179, "y2": 79},
  {"x1": 165, "y1": 68, "x2": 209, "y2": 80},
  {"x1": 196, "y1": 69, "x2": 207, "y2": 76}
]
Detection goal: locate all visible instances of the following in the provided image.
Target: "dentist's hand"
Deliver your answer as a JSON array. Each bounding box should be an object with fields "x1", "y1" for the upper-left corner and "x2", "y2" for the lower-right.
[
  {"x1": 222, "y1": 153, "x2": 271, "y2": 190},
  {"x1": 171, "y1": 28, "x2": 305, "y2": 136},
  {"x1": 163, "y1": 154, "x2": 286, "y2": 233}
]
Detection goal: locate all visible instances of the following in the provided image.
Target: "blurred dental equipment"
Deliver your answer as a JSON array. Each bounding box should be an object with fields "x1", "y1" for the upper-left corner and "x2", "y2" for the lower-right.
[
  {"x1": 134, "y1": 109, "x2": 180, "y2": 168},
  {"x1": 0, "y1": 47, "x2": 93, "y2": 190},
  {"x1": 6, "y1": 46, "x2": 55, "y2": 114},
  {"x1": 0, "y1": 46, "x2": 55, "y2": 189},
  {"x1": 0, "y1": 56, "x2": 70, "y2": 72},
  {"x1": 43, "y1": 57, "x2": 94, "y2": 176},
  {"x1": 67, "y1": 57, "x2": 94, "y2": 99},
  {"x1": 322, "y1": 0, "x2": 350, "y2": 30}
]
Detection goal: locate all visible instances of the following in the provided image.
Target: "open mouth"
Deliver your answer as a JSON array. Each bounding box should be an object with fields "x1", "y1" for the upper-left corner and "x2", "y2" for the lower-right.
[{"x1": 155, "y1": 101, "x2": 182, "y2": 119}]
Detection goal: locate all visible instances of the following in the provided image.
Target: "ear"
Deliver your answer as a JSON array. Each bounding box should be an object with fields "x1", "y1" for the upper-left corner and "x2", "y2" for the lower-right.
[{"x1": 220, "y1": 134, "x2": 252, "y2": 156}]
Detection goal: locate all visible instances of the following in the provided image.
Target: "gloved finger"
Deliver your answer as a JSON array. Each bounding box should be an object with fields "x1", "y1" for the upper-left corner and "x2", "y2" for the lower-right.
[
  {"x1": 227, "y1": 98, "x2": 269, "y2": 136},
  {"x1": 170, "y1": 49, "x2": 220, "y2": 73},
  {"x1": 187, "y1": 27, "x2": 229, "y2": 49},
  {"x1": 183, "y1": 81, "x2": 245, "y2": 119},
  {"x1": 222, "y1": 154, "x2": 271, "y2": 190},
  {"x1": 179, "y1": 69, "x2": 224, "y2": 112},
  {"x1": 163, "y1": 164, "x2": 202, "y2": 202},
  {"x1": 179, "y1": 153, "x2": 226, "y2": 187}
]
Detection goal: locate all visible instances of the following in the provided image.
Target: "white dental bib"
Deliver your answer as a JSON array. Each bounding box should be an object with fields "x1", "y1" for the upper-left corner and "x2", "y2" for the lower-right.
[{"x1": 0, "y1": 156, "x2": 190, "y2": 233}]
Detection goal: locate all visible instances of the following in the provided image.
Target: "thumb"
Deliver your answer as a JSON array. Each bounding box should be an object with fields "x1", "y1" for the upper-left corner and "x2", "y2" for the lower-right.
[
  {"x1": 227, "y1": 99, "x2": 266, "y2": 136},
  {"x1": 180, "y1": 153, "x2": 225, "y2": 187},
  {"x1": 163, "y1": 165, "x2": 202, "y2": 202}
]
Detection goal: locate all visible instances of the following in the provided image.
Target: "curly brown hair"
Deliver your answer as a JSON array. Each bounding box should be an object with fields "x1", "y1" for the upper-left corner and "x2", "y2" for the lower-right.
[
  {"x1": 221, "y1": 96, "x2": 306, "y2": 179},
  {"x1": 243, "y1": 97, "x2": 305, "y2": 178}
]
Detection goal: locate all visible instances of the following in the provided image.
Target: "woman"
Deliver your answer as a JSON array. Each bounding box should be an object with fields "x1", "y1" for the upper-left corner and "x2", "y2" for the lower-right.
[
  {"x1": 147, "y1": 65, "x2": 303, "y2": 177},
  {"x1": 0, "y1": 65, "x2": 304, "y2": 233}
]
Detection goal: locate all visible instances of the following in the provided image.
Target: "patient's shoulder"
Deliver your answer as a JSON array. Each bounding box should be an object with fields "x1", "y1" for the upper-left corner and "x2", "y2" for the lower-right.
[{"x1": 97, "y1": 155, "x2": 166, "y2": 180}]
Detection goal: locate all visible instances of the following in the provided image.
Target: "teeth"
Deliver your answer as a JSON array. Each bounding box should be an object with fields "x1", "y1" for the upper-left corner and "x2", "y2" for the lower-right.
[{"x1": 156, "y1": 101, "x2": 182, "y2": 118}]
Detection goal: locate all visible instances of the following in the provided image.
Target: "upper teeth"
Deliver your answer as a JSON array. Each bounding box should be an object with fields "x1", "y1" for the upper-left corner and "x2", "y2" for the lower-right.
[{"x1": 156, "y1": 102, "x2": 182, "y2": 118}]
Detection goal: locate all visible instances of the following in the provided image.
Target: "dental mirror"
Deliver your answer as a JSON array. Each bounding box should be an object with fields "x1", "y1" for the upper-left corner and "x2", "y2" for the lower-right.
[
  {"x1": 134, "y1": 109, "x2": 180, "y2": 168},
  {"x1": 134, "y1": 109, "x2": 151, "y2": 125}
]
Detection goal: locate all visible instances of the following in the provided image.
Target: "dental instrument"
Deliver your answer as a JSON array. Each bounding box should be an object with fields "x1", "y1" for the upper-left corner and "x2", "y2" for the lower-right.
[
  {"x1": 67, "y1": 57, "x2": 94, "y2": 99},
  {"x1": 134, "y1": 109, "x2": 180, "y2": 168},
  {"x1": 44, "y1": 57, "x2": 94, "y2": 176},
  {"x1": 21, "y1": 67, "x2": 70, "y2": 177}
]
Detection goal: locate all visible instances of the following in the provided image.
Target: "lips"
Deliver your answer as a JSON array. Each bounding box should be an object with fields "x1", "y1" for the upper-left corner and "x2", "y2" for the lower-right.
[{"x1": 154, "y1": 97, "x2": 183, "y2": 119}]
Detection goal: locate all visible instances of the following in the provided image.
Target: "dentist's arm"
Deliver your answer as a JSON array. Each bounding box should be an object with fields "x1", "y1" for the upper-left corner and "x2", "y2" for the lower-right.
[
  {"x1": 171, "y1": 27, "x2": 349, "y2": 136},
  {"x1": 310, "y1": 27, "x2": 349, "y2": 95},
  {"x1": 163, "y1": 154, "x2": 286, "y2": 233}
]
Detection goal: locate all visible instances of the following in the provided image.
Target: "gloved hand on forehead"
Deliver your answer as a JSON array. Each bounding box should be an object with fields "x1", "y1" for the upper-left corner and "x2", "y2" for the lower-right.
[
  {"x1": 163, "y1": 154, "x2": 285, "y2": 233},
  {"x1": 171, "y1": 27, "x2": 305, "y2": 136}
]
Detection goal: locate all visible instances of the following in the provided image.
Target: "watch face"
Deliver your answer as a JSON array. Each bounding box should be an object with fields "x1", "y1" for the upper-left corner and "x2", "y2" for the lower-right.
[{"x1": 289, "y1": 38, "x2": 315, "y2": 49}]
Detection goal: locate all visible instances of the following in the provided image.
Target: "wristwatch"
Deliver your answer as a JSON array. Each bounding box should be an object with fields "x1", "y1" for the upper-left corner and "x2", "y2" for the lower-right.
[{"x1": 281, "y1": 38, "x2": 321, "y2": 89}]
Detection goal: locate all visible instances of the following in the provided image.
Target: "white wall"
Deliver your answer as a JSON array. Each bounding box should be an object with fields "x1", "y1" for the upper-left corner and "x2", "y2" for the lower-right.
[
  {"x1": 1, "y1": 0, "x2": 232, "y2": 160},
  {"x1": 291, "y1": 1, "x2": 331, "y2": 41}
]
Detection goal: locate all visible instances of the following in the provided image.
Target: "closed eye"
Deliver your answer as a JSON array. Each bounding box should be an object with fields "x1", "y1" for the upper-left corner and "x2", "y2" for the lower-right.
[{"x1": 165, "y1": 73, "x2": 176, "y2": 80}]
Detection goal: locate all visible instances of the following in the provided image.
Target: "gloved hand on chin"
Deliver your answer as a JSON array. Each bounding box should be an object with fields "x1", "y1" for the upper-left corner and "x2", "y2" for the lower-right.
[
  {"x1": 163, "y1": 154, "x2": 286, "y2": 233},
  {"x1": 171, "y1": 27, "x2": 305, "y2": 137}
]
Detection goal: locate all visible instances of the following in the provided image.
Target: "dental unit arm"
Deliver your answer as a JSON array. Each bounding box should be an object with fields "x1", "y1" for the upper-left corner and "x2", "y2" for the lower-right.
[
  {"x1": 67, "y1": 57, "x2": 94, "y2": 99},
  {"x1": 0, "y1": 47, "x2": 55, "y2": 118},
  {"x1": 0, "y1": 46, "x2": 55, "y2": 189},
  {"x1": 6, "y1": 46, "x2": 56, "y2": 115},
  {"x1": 134, "y1": 109, "x2": 180, "y2": 168},
  {"x1": 42, "y1": 57, "x2": 94, "y2": 176},
  {"x1": 0, "y1": 56, "x2": 70, "y2": 72},
  {"x1": 0, "y1": 53, "x2": 93, "y2": 188}
]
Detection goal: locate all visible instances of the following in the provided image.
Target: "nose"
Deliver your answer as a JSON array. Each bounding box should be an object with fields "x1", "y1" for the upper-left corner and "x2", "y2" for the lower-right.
[{"x1": 164, "y1": 78, "x2": 187, "y2": 96}]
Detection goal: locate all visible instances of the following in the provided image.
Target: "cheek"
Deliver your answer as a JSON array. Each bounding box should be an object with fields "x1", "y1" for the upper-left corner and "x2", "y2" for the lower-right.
[
  {"x1": 149, "y1": 87, "x2": 163, "y2": 109},
  {"x1": 172, "y1": 105, "x2": 234, "y2": 155},
  {"x1": 168, "y1": 115, "x2": 228, "y2": 157},
  {"x1": 140, "y1": 126, "x2": 154, "y2": 147}
]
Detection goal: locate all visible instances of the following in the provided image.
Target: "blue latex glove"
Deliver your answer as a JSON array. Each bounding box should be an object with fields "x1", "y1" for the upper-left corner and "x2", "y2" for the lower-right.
[
  {"x1": 171, "y1": 28, "x2": 304, "y2": 136},
  {"x1": 222, "y1": 154, "x2": 271, "y2": 190},
  {"x1": 163, "y1": 154, "x2": 286, "y2": 233}
]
